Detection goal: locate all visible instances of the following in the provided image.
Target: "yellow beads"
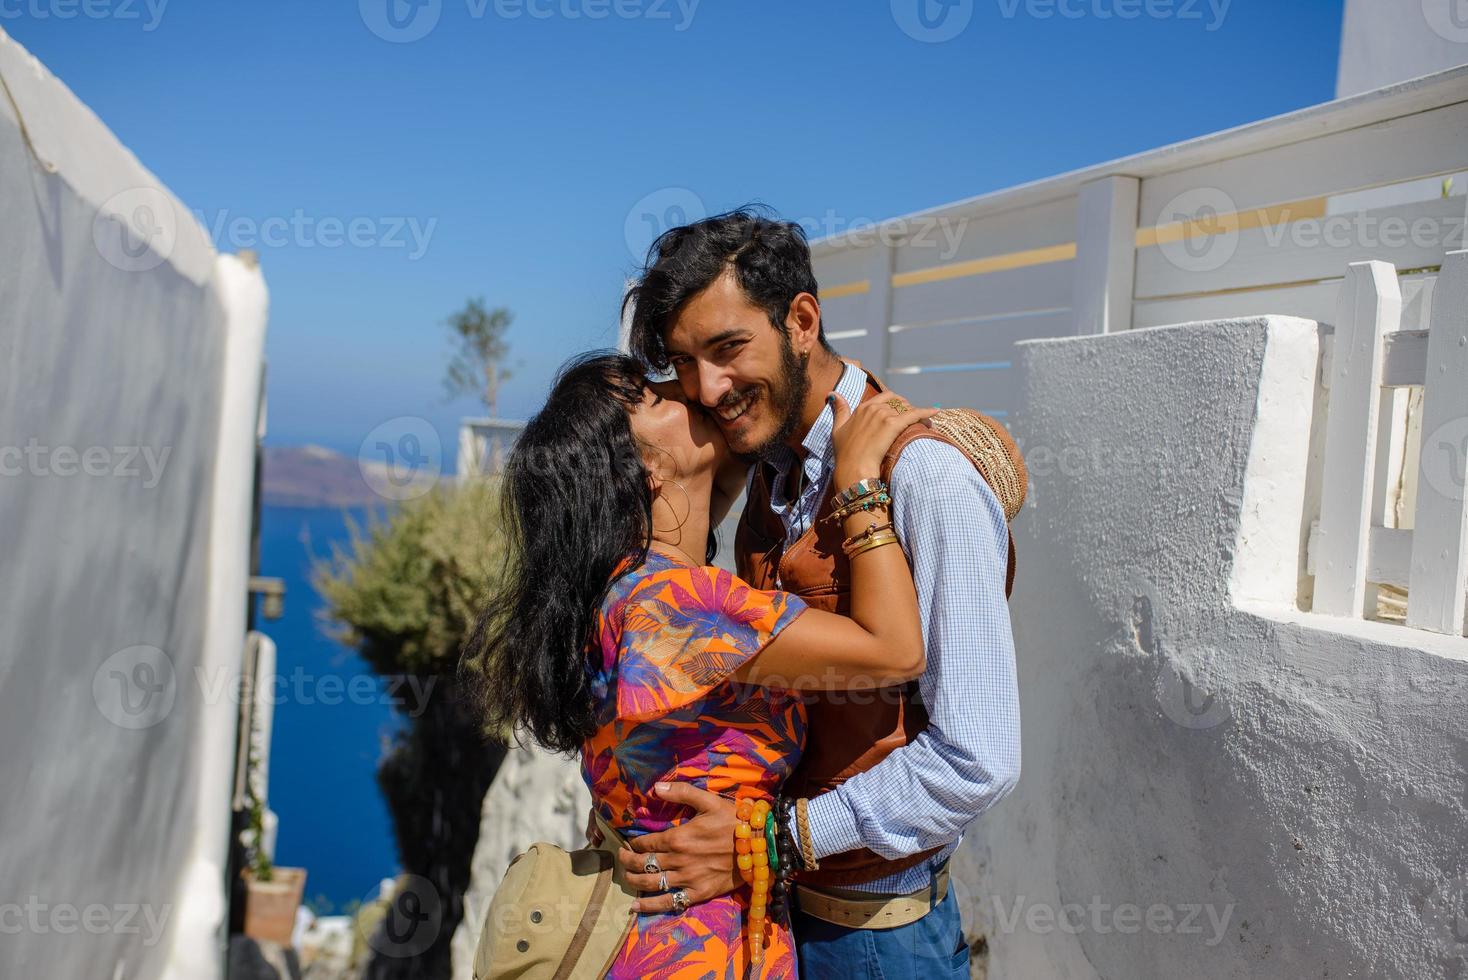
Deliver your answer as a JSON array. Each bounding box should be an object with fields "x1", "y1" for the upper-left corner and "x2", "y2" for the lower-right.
[{"x1": 735, "y1": 796, "x2": 776, "y2": 970}]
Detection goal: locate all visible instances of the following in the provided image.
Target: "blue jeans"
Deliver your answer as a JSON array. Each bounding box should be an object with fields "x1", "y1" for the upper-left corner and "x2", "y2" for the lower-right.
[{"x1": 792, "y1": 887, "x2": 970, "y2": 979}]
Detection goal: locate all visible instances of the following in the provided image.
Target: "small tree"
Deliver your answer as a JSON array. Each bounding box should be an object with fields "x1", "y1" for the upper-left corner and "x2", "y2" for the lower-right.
[
  {"x1": 312, "y1": 480, "x2": 509, "y2": 979},
  {"x1": 443, "y1": 298, "x2": 515, "y2": 417}
]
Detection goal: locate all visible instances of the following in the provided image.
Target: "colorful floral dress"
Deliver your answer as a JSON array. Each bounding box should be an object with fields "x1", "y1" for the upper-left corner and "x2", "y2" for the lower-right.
[{"x1": 583, "y1": 549, "x2": 809, "y2": 979}]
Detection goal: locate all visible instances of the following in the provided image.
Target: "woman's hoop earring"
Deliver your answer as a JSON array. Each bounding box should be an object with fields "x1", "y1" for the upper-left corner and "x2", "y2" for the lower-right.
[{"x1": 652, "y1": 480, "x2": 691, "y2": 534}]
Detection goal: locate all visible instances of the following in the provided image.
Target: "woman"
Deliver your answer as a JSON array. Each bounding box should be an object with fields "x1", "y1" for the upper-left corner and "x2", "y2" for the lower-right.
[{"x1": 465, "y1": 351, "x2": 934, "y2": 979}]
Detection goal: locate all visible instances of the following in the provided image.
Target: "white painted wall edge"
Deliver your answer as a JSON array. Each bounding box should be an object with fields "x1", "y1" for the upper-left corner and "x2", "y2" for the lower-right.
[
  {"x1": 160, "y1": 253, "x2": 270, "y2": 980},
  {"x1": 1228, "y1": 316, "x2": 1320, "y2": 607},
  {"x1": 0, "y1": 26, "x2": 216, "y2": 285},
  {"x1": 1237, "y1": 601, "x2": 1468, "y2": 665}
]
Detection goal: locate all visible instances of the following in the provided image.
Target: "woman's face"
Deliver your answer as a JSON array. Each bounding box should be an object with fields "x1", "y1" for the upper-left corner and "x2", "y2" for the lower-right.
[{"x1": 628, "y1": 378, "x2": 730, "y2": 484}]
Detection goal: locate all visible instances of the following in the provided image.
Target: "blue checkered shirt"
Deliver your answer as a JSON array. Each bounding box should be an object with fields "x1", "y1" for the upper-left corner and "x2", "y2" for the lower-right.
[{"x1": 759, "y1": 361, "x2": 1022, "y2": 895}]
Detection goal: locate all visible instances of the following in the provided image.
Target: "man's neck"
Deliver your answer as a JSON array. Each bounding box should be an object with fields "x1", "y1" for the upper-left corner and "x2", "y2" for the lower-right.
[{"x1": 786, "y1": 351, "x2": 846, "y2": 457}]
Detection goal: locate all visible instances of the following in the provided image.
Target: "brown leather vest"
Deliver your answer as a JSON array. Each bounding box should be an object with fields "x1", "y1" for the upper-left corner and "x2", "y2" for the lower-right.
[{"x1": 734, "y1": 371, "x2": 1018, "y2": 888}]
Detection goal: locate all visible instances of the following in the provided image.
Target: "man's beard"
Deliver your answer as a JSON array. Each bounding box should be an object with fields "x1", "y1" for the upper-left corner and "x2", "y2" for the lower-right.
[{"x1": 748, "y1": 334, "x2": 810, "y2": 462}]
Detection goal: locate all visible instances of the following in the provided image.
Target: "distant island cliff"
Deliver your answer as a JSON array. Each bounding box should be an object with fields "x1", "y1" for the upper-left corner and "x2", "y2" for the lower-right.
[{"x1": 262, "y1": 445, "x2": 425, "y2": 509}]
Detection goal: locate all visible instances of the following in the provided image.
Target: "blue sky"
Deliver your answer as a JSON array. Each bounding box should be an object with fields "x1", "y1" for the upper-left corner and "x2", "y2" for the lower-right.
[{"x1": 10, "y1": 0, "x2": 1345, "y2": 458}]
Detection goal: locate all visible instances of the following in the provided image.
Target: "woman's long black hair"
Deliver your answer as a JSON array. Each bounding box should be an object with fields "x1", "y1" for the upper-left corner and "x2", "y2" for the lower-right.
[{"x1": 463, "y1": 351, "x2": 678, "y2": 754}]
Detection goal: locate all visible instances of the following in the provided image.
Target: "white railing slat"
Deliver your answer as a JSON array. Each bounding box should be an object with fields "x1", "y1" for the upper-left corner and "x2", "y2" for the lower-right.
[
  {"x1": 1382, "y1": 330, "x2": 1429, "y2": 387},
  {"x1": 1315, "y1": 260, "x2": 1402, "y2": 617},
  {"x1": 1073, "y1": 176, "x2": 1140, "y2": 335},
  {"x1": 1368, "y1": 526, "x2": 1413, "y2": 589},
  {"x1": 1406, "y1": 250, "x2": 1468, "y2": 634}
]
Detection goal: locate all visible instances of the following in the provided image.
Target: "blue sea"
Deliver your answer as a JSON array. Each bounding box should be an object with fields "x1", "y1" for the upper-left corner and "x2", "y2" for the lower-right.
[{"x1": 257, "y1": 503, "x2": 403, "y2": 912}]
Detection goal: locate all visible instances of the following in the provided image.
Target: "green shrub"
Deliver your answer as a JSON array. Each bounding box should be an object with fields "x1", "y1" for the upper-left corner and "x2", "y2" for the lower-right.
[{"x1": 312, "y1": 478, "x2": 506, "y2": 677}]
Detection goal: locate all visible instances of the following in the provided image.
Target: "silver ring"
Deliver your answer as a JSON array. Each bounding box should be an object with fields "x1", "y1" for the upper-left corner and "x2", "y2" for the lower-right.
[
  {"x1": 670, "y1": 887, "x2": 690, "y2": 914},
  {"x1": 658, "y1": 872, "x2": 668, "y2": 892},
  {"x1": 643, "y1": 854, "x2": 661, "y2": 874}
]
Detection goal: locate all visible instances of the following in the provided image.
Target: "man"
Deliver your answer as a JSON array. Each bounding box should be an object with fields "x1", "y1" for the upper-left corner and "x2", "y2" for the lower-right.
[{"x1": 616, "y1": 209, "x2": 1021, "y2": 977}]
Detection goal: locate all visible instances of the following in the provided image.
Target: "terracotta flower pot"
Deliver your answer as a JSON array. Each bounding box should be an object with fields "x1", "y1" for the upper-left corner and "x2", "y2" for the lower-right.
[{"x1": 242, "y1": 867, "x2": 308, "y2": 947}]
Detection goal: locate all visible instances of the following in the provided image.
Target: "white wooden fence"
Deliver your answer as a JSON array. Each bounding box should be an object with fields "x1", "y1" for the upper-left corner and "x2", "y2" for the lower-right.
[
  {"x1": 1313, "y1": 253, "x2": 1468, "y2": 635},
  {"x1": 809, "y1": 65, "x2": 1468, "y2": 634},
  {"x1": 810, "y1": 65, "x2": 1467, "y2": 420}
]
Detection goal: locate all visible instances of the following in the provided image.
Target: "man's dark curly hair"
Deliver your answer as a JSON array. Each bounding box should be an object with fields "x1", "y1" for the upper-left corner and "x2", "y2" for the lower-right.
[{"x1": 622, "y1": 207, "x2": 836, "y2": 371}]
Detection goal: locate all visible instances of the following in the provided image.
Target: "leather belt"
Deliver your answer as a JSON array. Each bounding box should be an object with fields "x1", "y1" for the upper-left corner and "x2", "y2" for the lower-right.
[{"x1": 794, "y1": 862, "x2": 951, "y2": 930}]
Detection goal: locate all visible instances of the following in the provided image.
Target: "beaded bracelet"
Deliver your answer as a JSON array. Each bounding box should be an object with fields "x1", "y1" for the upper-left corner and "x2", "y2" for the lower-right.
[
  {"x1": 825, "y1": 491, "x2": 893, "y2": 526},
  {"x1": 773, "y1": 795, "x2": 803, "y2": 878},
  {"x1": 735, "y1": 798, "x2": 772, "y2": 969},
  {"x1": 831, "y1": 477, "x2": 887, "y2": 509}
]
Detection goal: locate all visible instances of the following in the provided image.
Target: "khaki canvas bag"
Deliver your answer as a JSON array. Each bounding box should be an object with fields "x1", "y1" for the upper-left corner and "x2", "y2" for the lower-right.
[{"x1": 471, "y1": 816, "x2": 637, "y2": 980}]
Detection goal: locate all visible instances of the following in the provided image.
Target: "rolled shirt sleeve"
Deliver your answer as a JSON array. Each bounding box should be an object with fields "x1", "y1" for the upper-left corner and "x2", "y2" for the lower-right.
[{"x1": 805, "y1": 438, "x2": 1022, "y2": 861}]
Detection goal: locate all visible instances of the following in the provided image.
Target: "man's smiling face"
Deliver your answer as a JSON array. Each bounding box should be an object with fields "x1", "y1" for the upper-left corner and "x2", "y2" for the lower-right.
[{"x1": 663, "y1": 269, "x2": 809, "y2": 459}]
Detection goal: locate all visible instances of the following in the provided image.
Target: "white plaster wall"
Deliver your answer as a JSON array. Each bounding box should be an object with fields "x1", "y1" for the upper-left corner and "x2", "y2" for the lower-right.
[
  {"x1": 0, "y1": 28, "x2": 267, "y2": 980},
  {"x1": 1337, "y1": 0, "x2": 1468, "y2": 98},
  {"x1": 450, "y1": 745, "x2": 592, "y2": 980},
  {"x1": 957, "y1": 316, "x2": 1468, "y2": 978}
]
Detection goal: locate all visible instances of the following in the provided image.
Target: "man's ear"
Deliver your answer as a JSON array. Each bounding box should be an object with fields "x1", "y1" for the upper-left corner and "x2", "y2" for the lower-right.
[{"x1": 785, "y1": 291, "x2": 822, "y2": 357}]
